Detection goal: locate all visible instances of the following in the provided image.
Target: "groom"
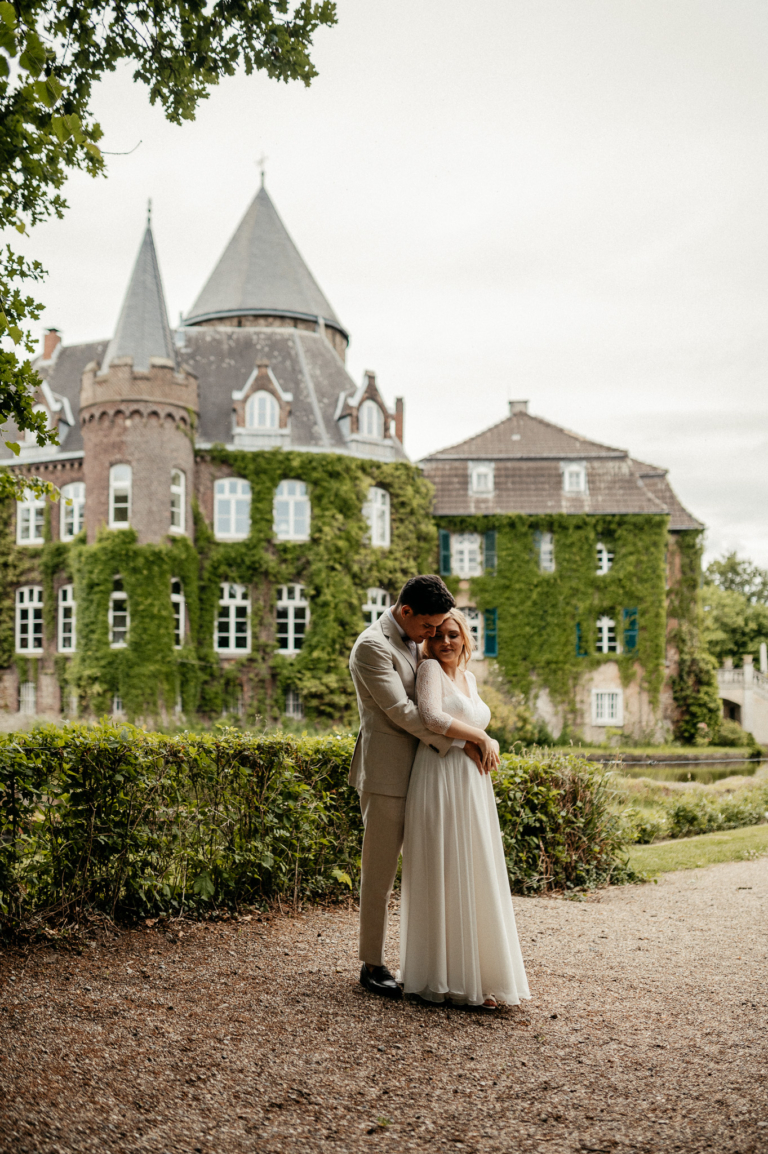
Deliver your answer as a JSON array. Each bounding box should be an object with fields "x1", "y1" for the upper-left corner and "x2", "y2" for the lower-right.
[{"x1": 349, "y1": 574, "x2": 482, "y2": 999}]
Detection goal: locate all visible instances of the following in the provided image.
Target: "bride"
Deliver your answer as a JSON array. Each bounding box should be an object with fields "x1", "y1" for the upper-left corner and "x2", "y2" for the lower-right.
[{"x1": 399, "y1": 609, "x2": 530, "y2": 1008}]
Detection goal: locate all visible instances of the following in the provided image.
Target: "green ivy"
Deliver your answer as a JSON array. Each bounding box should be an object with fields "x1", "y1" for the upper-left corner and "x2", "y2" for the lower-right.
[
  {"x1": 668, "y1": 530, "x2": 722, "y2": 743},
  {"x1": 439, "y1": 513, "x2": 669, "y2": 717}
]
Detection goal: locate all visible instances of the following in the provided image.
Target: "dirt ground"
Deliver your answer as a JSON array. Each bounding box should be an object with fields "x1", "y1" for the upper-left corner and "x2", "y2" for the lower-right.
[{"x1": 1, "y1": 858, "x2": 767, "y2": 1154}]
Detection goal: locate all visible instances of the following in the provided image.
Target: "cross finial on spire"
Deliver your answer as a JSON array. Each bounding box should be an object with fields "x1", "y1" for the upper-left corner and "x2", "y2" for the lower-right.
[
  {"x1": 257, "y1": 153, "x2": 268, "y2": 188},
  {"x1": 147, "y1": 197, "x2": 152, "y2": 226}
]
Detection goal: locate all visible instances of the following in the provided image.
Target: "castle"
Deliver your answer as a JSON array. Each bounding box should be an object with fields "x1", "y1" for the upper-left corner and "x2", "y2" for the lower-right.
[{"x1": 0, "y1": 181, "x2": 704, "y2": 740}]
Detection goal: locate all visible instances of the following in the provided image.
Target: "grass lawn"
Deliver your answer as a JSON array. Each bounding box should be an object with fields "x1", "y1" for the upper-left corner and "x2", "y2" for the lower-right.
[{"x1": 627, "y1": 823, "x2": 768, "y2": 877}]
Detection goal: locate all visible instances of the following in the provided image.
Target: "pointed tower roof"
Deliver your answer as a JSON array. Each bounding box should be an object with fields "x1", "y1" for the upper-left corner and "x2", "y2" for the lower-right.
[
  {"x1": 185, "y1": 184, "x2": 346, "y2": 338},
  {"x1": 102, "y1": 220, "x2": 175, "y2": 372}
]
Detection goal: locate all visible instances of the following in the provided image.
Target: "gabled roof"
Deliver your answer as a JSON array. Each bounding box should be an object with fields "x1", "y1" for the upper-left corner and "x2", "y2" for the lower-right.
[
  {"x1": 186, "y1": 185, "x2": 346, "y2": 336},
  {"x1": 102, "y1": 223, "x2": 175, "y2": 373},
  {"x1": 424, "y1": 406, "x2": 625, "y2": 461}
]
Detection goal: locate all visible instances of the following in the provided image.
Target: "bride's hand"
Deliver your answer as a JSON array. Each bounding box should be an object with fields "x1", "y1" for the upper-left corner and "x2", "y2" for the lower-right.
[{"x1": 478, "y1": 733, "x2": 499, "y2": 775}]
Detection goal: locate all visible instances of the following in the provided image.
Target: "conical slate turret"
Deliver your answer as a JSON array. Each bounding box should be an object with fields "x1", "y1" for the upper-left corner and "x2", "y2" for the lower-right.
[
  {"x1": 185, "y1": 185, "x2": 345, "y2": 337},
  {"x1": 102, "y1": 222, "x2": 175, "y2": 372}
]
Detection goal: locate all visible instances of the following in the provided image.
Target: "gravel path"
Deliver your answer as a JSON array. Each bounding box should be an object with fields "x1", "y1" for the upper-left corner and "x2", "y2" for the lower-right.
[{"x1": 1, "y1": 858, "x2": 767, "y2": 1154}]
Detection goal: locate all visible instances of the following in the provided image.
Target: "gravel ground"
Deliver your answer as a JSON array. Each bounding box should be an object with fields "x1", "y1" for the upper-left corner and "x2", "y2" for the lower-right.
[{"x1": 1, "y1": 858, "x2": 767, "y2": 1154}]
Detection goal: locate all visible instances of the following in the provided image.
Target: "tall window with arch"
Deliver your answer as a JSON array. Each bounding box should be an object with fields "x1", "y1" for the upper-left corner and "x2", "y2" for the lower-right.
[
  {"x1": 215, "y1": 583, "x2": 250, "y2": 654},
  {"x1": 359, "y1": 398, "x2": 384, "y2": 439},
  {"x1": 60, "y1": 482, "x2": 85, "y2": 540},
  {"x1": 171, "y1": 578, "x2": 185, "y2": 649},
  {"x1": 273, "y1": 480, "x2": 310, "y2": 541},
  {"x1": 109, "y1": 577, "x2": 129, "y2": 648},
  {"x1": 170, "y1": 469, "x2": 186, "y2": 534},
  {"x1": 58, "y1": 584, "x2": 76, "y2": 652},
  {"x1": 246, "y1": 390, "x2": 279, "y2": 430},
  {"x1": 16, "y1": 586, "x2": 43, "y2": 654},
  {"x1": 16, "y1": 488, "x2": 46, "y2": 545},
  {"x1": 363, "y1": 587, "x2": 390, "y2": 625},
  {"x1": 214, "y1": 478, "x2": 251, "y2": 539},
  {"x1": 363, "y1": 487, "x2": 390, "y2": 547},
  {"x1": 276, "y1": 584, "x2": 309, "y2": 654},
  {"x1": 109, "y1": 464, "x2": 131, "y2": 528}
]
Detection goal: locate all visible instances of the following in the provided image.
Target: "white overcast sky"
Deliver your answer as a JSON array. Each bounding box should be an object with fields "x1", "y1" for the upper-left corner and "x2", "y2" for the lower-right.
[{"x1": 13, "y1": 0, "x2": 768, "y2": 565}]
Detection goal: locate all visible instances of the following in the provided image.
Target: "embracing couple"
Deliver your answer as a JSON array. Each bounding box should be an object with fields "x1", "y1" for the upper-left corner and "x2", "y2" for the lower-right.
[{"x1": 349, "y1": 574, "x2": 530, "y2": 1009}]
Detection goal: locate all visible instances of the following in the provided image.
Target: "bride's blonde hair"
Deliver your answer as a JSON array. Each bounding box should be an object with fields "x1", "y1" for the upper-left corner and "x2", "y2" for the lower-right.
[{"x1": 424, "y1": 608, "x2": 474, "y2": 669}]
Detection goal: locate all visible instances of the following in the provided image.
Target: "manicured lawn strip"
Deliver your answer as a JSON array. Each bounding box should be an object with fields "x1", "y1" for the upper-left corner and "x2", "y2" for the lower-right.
[{"x1": 628, "y1": 823, "x2": 768, "y2": 877}]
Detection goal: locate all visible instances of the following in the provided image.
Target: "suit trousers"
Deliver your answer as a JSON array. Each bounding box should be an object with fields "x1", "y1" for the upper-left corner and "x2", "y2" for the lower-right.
[{"x1": 358, "y1": 790, "x2": 407, "y2": 966}]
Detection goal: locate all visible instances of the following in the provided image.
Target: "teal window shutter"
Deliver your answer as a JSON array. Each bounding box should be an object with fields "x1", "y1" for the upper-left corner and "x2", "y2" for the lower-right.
[
  {"x1": 484, "y1": 609, "x2": 498, "y2": 657},
  {"x1": 576, "y1": 623, "x2": 588, "y2": 657},
  {"x1": 439, "y1": 529, "x2": 451, "y2": 576},
  {"x1": 623, "y1": 607, "x2": 639, "y2": 654},
  {"x1": 484, "y1": 530, "x2": 497, "y2": 573}
]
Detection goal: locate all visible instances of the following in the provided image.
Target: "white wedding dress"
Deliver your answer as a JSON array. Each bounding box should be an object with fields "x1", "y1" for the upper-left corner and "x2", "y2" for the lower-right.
[{"x1": 399, "y1": 659, "x2": 530, "y2": 1006}]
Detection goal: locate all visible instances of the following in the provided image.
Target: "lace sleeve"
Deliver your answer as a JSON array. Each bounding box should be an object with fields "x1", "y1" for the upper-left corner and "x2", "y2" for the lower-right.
[{"x1": 416, "y1": 660, "x2": 453, "y2": 735}]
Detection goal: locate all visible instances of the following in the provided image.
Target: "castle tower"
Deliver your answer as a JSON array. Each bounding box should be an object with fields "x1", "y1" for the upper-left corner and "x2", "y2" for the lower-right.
[
  {"x1": 185, "y1": 182, "x2": 349, "y2": 362},
  {"x1": 80, "y1": 218, "x2": 199, "y2": 545}
]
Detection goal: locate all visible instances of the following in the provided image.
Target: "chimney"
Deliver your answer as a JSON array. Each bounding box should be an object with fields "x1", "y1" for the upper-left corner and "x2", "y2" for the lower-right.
[
  {"x1": 43, "y1": 328, "x2": 61, "y2": 360},
  {"x1": 395, "y1": 397, "x2": 404, "y2": 444},
  {"x1": 509, "y1": 400, "x2": 528, "y2": 415}
]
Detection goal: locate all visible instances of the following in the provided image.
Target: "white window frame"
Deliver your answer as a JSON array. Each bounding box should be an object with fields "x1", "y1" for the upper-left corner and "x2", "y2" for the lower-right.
[
  {"x1": 215, "y1": 583, "x2": 251, "y2": 655},
  {"x1": 273, "y1": 480, "x2": 310, "y2": 542},
  {"x1": 562, "y1": 461, "x2": 587, "y2": 494},
  {"x1": 246, "y1": 390, "x2": 279, "y2": 430},
  {"x1": 109, "y1": 578, "x2": 129, "y2": 649},
  {"x1": 451, "y1": 532, "x2": 483, "y2": 578},
  {"x1": 359, "y1": 398, "x2": 384, "y2": 439},
  {"x1": 170, "y1": 469, "x2": 185, "y2": 535},
  {"x1": 16, "y1": 585, "x2": 43, "y2": 654},
  {"x1": 460, "y1": 607, "x2": 484, "y2": 659},
  {"x1": 469, "y1": 461, "x2": 495, "y2": 496},
  {"x1": 109, "y1": 464, "x2": 132, "y2": 528},
  {"x1": 363, "y1": 587, "x2": 390, "y2": 625},
  {"x1": 596, "y1": 542, "x2": 614, "y2": 575},
  {"x1": 276, "y1": 584, "x2": 309, "y2": 655},
  {"x1": 285, "y1": 687, "x2": 304, "y2": 719},
  {"x1": 538, "y1": 531, "x2": 556, "y2": 573},
  {"x1": 363, "y1": 487, "x2": 391, "y2": 547},
  {"x1": 596, "y1": 615, "x2": 619, "y2": 654},
  {"x1": 16, "y1": 488, "x2": 46, "y2": 545},
  {"x1": 19, "y1": 681, "x2": 37, "y2": 715},
  {"x1": 214, "y1": 478, "x2": 251, "y2": 540},
  {"x1": 171, "y1": 578, "x2": 185, "y2": 649},
  {"x1": 58, "y1": 584, "x2": 76, "y2": 653},
  {"x1": 60, "y1": 482, "x2": 85, "y2": 541},
  {"x1": 592, "y1": 688, "x2": 624, "y2": 726}
]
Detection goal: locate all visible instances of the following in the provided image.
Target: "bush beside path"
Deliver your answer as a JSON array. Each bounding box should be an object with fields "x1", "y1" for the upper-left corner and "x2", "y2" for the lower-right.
[{"x1": 1, "y1": 857, "x2": 766, "y2": 1153}]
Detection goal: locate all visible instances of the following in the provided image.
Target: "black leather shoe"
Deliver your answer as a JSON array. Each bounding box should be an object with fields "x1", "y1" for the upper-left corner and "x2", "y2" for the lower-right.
[{"x1": 359, "y1": 963, "x2": 402, "y2": 1000}]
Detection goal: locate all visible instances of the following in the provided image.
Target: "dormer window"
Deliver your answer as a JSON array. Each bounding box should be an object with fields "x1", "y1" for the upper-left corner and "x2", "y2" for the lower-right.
[
  {"x1": 562, "y1": 462, "x2": 587, "y2": 494},
  {"x1": 246, "y1": 390, "x2": 279, "y2": 430},
  {"x1": 470, "y1": 461, "x2": 494, "y2": 495},
  {"x1": 359, "y1": 399, "x2": 384, "y2": 439}
]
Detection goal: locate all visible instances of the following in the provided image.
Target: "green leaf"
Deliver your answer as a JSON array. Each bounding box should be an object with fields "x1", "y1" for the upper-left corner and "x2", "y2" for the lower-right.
[
  {"x1": 19, "y1": 32, "x2": 45, "y2": 76},
  {"x1": 83, "y1": 140, "x2": 102, "y2": 160},
  {"x1": 4, "y1": 441, "x2": 20, "y2": 455},
  {"x1": 34, "y1": 74, "x2": 64, "y2": 108},
  {"x1": 0, "y1": 2, "x2": 17, "y2": 31},
  {"x1": 331, "y1": 867, "x2": 352, "y2": 889}
]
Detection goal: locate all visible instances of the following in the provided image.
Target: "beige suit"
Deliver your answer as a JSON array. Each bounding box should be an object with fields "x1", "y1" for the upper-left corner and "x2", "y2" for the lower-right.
[{"x1": 349, "y1": 612, "x2": 453, "y2": 964}]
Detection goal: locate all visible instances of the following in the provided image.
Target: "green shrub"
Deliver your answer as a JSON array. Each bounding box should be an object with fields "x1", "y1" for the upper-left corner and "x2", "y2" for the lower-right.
[{"x1": 0, "y1": 724, "x2": 636, "y2": 929}]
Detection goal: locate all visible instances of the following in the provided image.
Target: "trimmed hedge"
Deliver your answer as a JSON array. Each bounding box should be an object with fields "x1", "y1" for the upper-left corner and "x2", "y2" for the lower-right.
[{"x1": 0, "y1": 725, "x2": 634, "y2": 929}]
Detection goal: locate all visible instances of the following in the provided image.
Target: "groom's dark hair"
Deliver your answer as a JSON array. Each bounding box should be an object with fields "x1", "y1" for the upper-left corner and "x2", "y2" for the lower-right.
[{"x1": 396, "y1": 574, "x2": 455, "y2": 616}]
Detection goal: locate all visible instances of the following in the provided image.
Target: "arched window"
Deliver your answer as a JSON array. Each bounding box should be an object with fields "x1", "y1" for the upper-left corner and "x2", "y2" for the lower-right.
[
  {"x1": 109, "y1": 464, "x2": 131, "y2": 528},
  {"x1": 596, "y1": 542, "x2": 614, "y2": 574},
  {"x1": 16, "y1": 488, "x2": 45, "y2": 545},
  {"x1": 276, "y1": 584, "x2": 309, "y2": 654},
  {"x1": 246, "y1": 390, "x2": 279, "y2": 430},
  {"x1": 109, "y1": 577, "x2": 129, "y2": 648},
  {"x1": 596, "y1": 616, "x2": 618, "y2": 654},
  {"x1": 60, "y1": 482, "x2": 85, "y2": 541},
  {"x1": 58, "y1": 584, "x2": 76, "y2": 652},
  {"x1": 170, "y1": 469, "x2": 185, "y2": 534},
  {"x1": 16, "y1": 586, "x2": 43, "y2": 653},
  {"x1": 359, "y1": 399, "x2": 384, "y2": 439},
  {"x1": 274, "y1": 480, "x2": 310, "y2": 541},
  {"x1": 171, "y1": 578, "x2": 185, "y2": 649},
  {"x1": 215, "y1": 583, "x2": 251, "y2": 654},
  {"x1": 363, "y1": 587, "x2": 390, "y2": 625},
  {"x1": 214, "y1": 478, "x2": 251, "y2": 539},
  {"x1": 363, "y1": 487, "x2": 390, "y2": 547}
]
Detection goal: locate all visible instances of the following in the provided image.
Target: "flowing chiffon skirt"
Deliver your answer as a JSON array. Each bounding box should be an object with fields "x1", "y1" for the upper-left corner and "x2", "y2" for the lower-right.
[{"x1": 399, "y1": 744, "x2": 530, "y2": 1006}]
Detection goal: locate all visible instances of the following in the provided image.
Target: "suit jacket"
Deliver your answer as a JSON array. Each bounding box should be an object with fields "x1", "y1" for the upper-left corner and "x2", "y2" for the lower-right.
[{"x1": 348, "y1": 611, "x2": 453, "y2": 797}]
